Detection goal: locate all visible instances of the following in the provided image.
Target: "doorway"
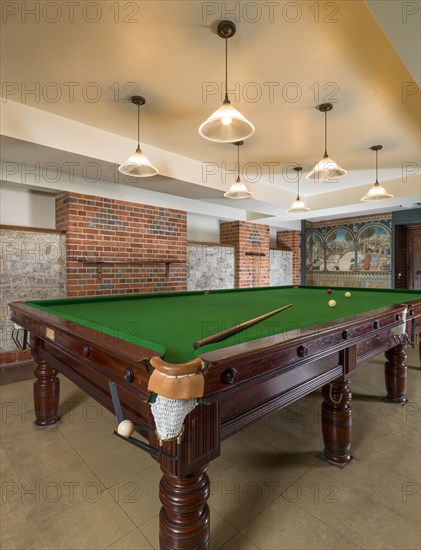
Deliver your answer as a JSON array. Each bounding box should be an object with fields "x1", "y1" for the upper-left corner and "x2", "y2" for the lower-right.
[{"x1": 395, "y1": 224, "x2": 421, "y2": 290}]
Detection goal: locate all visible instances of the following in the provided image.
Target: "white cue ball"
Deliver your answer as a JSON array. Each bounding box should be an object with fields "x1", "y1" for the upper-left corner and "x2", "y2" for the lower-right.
[
  {"x1": 117, "y1": 419, "x2": 134, "y2": 438},
  {"x1": 345, "y1": 292, "x2": 351, "y2": 298},
  {"x1": 328, "y1": 299, "x2": 337, "y2": 308}
]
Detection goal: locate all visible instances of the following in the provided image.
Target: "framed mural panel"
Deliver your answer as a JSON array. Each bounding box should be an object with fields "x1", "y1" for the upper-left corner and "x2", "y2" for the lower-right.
[
  {"x1": 305, "y1": 215, "x2": 392, "y2": 288},
  {"x1": 356, "y1": 225, "x2": 391, "y2": 272},
  {"x1": 306, "y1": 231, "x2": 324, "y2": 271},
  {"x1": 325, "y1": 228, "x2": 355, "y2": 271}
]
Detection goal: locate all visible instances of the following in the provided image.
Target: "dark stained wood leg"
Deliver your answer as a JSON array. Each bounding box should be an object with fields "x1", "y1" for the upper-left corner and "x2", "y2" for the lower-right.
[
  {"x1": 418, "y1": 334, "x2": 421, "y2": 369},
  {"x1": 385, "y1": 343, "x2": 407, "y2": 403},
  {"x1": 159, "y1": 465, "x2": 210, "y2": 550},
  {"x1": 32, "y1": 339, "x2": 60, "y2": 426},
  {"x1": 321, "y1": 379, "x2": 352, "y2": 465}
]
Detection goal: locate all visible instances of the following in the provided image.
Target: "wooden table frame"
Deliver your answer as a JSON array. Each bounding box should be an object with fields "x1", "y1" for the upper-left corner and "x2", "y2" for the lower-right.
[{"x1": 10, "y1": 297, "x2": 421, "y2": 550}]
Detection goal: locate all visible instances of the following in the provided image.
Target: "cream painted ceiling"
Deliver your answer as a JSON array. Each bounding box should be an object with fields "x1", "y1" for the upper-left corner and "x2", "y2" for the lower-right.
[{"x1": 1, "y1": 0, "x2": 420, "y2": 227}]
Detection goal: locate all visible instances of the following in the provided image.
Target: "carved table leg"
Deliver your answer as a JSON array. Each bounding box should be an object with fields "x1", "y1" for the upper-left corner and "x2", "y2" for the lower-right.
[
  {"x1": 159, "y1": 465, "x2": 210, "y2": 550},
  {"x1": 32, "y1": 340, "x2": 60, "y2": 426},
  {"x1": 418, "y1": 333, "x2": 420, "y2": 369},
  {"x1": 321, "y1": 379, "x2": 352, "y2": 465},
  {"x1": 385, "y1": 343, "x2": 407, "y2": 403}
]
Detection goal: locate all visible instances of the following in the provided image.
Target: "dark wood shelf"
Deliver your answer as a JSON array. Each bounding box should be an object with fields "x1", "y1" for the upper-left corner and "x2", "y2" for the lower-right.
[
  {"x1": 245, "y1": 252, "x2": 266, "y2": 257},
  {"x1": 76, "y1": 259, "x2": 186, "y2": 280}
]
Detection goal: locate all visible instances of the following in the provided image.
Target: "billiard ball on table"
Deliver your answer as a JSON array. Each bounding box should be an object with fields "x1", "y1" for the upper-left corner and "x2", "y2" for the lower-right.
[
  {"x1": 327, "y1": 289, "x2": 332, "y2": 294},
  {"x1": 328, "y1": 299, "x2": 336, "y2": 308},
  {"x1": 345, "y1": 291, "x2": 351, "y2": 298}
]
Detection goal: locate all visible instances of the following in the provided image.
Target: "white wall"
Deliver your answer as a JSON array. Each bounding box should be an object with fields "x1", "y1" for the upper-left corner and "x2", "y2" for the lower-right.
[
  {"x1": 187, "y1": 212, "x2": 221, "y2": 243},
  {"x1": 0, "y1": 185, "x2": 56, "y2": 228}
]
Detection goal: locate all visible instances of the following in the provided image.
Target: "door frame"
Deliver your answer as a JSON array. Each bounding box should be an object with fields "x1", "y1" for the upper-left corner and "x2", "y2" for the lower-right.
[{"x1": 392, "y1": 208, "x2": 421, "y2": 289}]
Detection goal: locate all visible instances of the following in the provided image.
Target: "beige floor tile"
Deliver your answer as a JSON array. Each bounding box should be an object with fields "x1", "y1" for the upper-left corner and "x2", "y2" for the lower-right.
[
  {"x1": 37, "y1": 489, "x2": 135, "y2": 549},
  {"x1": 0, "y1": 441, "x2": 12, "y2": 474},
  {"x1": 344, "y1": 501, "x2": 421, "y2": 549},
  {"x1": 4, "y1": 436, "x2": 82, "y2": 484},
  {"x1": 0, "y1": 383, "x2": 36, "y2": 439},
  {"x1": 76, "y1": 433, "x2": 155, "y2": 488},
  {"x1": 106, "y1": 527, "x2": 154, "y2": 549},
  {"x1": 112, "y1": 464, "x2": 162, "y2": 527},
  {"x1": 241, "y1": 496, "x2": 342, "y2": 549},
  {"x1": 208, "y1": 509, "x2": 238, "y2": 550},
  {"x1": 135, "y1": 514, "x2": 159, "y2": 550},
  {"x1": 23, "y1": 461, "x2": 106, "y2": 523},
  {"x1": 207, "y1": 454, "x2": 233, "y2": 478},
  {"x1": 2, "y1": 422, "x2": 65, "y2": 455},
  {"x1": 351, "y1": 430, "x2": 417, "y2": 479},
  {"x1": 368, "y1": 471, "x2": 421, "y2": 526},
  {"x1": 208, "y1": 462, "x2": 281, "y2": 530},
  {"x1": 335, "y1": 535, "x2": 362, "y2": 549},
  {"x1": 0, "y1": 462, "x2": 41, "y2": 547},
  {"x1": 287, "y1": 467, "x2": 373, "y2": 533},
  {"x1": 0, "y1": 379, "x2": 33, "y2": 400},
  {"x1": 310, "y1": 454, "x2": 384, "y2": 498},
  {"x1": 0, "y1": 523, "x2": 49, "y2": 549},
  {"x1": 220, "y1": 532, "x2": 258, "y2": 549},
  {"x1": 57, "y1": 408, "x2": 119, "y2": 455}
]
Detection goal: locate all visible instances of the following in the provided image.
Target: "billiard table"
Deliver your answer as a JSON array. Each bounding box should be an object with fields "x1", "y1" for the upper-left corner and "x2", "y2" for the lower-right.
[{"x1": 9, "y1": 286, "x2": 421, "y2": 550}]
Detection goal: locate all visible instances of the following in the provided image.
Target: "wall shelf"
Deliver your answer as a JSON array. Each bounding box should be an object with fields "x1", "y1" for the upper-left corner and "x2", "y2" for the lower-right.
[{"x1": 76, "y1": 259, "x2": 186, "y2": 280}]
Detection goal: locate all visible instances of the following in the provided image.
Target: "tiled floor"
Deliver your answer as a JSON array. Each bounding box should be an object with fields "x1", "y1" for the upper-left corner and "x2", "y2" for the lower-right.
[{"x1": 0, "y1": 347, "x2": 420, "y2": 549}]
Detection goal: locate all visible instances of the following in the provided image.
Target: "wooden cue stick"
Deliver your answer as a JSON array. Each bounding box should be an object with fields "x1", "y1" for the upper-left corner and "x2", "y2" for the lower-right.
[{"x1": 193, "y1": 303, "x2": 293, "y2": 350}]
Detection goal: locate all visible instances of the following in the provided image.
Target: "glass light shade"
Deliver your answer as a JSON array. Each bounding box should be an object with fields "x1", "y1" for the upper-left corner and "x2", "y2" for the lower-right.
[
  {"x1": 199, "y1": 102, "x2": 255, "y2": 143},
  {"x1": 361, "y1": 182, "x2": 394, "y2": 201},
  {"x1": 118, "y1": 147, "x2": 158, "y2": 177},
  {"x1": 224, "y1": 177, "x2": 253, "y2": 199},
  {"x1": 306, "y1": 154, "x2": 347, "y2": 181},
  {"x1": 287, "y1": 196, "x2": 311, "y2": 212}
]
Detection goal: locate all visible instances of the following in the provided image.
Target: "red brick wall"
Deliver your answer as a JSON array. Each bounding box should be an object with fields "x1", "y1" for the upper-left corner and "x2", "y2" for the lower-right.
[
  {"x1": 220, "y1": 221, "x2": 270, "y2": 287},
  {"x1": 276, "y1": 230, "x2": 301, "y2": 285},
  {"x1": 56, "y1": 193, "x2": 187, "y2": 297}
]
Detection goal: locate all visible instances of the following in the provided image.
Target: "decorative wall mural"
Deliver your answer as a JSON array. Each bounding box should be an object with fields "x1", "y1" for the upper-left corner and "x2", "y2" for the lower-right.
[
  {"x1": 305, "y1": 214, "x2": 392, "y2": 288},
  {"x1": 325, "y1": 228, "x2": 355, "y2": 271},
  {"x1": 306, "y1": 232, "x2": 324, "y2": 271},
  {"x1": 356, "y1": 225, "x2": 391, "y2": 271}
]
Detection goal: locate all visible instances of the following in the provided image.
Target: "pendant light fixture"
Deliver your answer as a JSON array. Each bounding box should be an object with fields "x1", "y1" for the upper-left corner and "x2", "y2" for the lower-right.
[
  {"x1": 224, "y1": 141, "x2": 253, "y2": 199},
  {"x1": 307, "y1": 103, "x2": 346, "y2": 182},
  {"x1": 361, "y1": 145, "x2": 394, "y2": 201},
  {"x1": 288, "y1": 166, "x2": 310, "y2": 212},
  {"x1": 199, "y1": 21, "x2": 255, "y2": 143},
  {"x1": 118, "y1": 96, "x2": 158, "y2": 177}
]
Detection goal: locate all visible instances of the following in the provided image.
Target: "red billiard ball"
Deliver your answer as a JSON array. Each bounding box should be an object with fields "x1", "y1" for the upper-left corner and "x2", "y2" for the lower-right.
[{"x1": 327, "y1": 289, "x2": 332, "y2": 294}]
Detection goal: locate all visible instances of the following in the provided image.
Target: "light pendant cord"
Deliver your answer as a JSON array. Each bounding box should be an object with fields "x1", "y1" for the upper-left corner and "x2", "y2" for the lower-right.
[
  {"x1": 224, "y1": 38, "x2": 229, "y2": 103},
  {"x1": 137, "y1": 104, "x2": 140, "y2": 149},
  {"x1": 237, "y1": 143, "x2": 240, "y2": 180},
  {"x1": 375, "y1": 148, "x2": 378, "y2": 183},
  {"x1": 324, "y1": 110, "x2": 328, "y2": 156},
  {"x1": 297, "y1": 170, "x2": 300, "y2": 198}
]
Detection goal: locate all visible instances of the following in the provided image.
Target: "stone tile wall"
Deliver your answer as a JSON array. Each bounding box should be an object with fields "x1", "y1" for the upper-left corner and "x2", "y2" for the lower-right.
[
  {"x1": 187, "y1": 244, "x2": 235, "y2": 290},
  {"x1": 0, "y1": 227, "x2": 66, "y2": 353},
  {"x1": 269, "y1": 250, "x2": 293, "y2": 286}
]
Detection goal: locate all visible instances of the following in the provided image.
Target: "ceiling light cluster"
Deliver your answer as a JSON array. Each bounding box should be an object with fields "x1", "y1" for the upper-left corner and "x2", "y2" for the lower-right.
[{"x1": 118, "y1": 21, "x2": 395, "y2": 209}]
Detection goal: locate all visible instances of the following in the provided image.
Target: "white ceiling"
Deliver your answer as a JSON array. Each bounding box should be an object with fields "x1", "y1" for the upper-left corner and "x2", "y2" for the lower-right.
[{"x1": 1, "y1": 0, "x2": 420, "y2": 228}]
